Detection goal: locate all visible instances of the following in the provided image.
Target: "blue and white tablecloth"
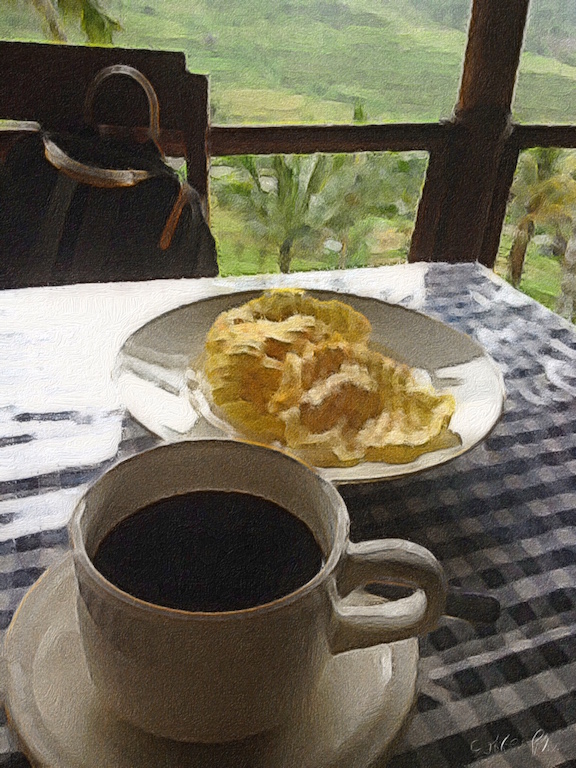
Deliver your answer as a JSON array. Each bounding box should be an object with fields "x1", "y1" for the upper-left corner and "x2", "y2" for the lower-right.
[{"x1": 0, "y1": 262, "x2": 575, "y2": 767}]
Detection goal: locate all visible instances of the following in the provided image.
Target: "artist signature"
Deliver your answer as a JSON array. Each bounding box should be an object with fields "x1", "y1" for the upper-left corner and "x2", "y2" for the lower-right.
[{"x1": 470, "y1": 729, "x2": 551, "y2": 758}]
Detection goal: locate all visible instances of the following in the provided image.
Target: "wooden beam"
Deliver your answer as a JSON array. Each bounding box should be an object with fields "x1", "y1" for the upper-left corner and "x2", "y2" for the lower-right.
[
  {"x1": 1, "y1": 121, "x2": 448, "y2": 163},
  {"x1": 411, "y1": 0, "x2": 530, "y2": 265},
  {"x1": 457, "y1": 0, "x2": 530, "y2": 115},
  {"x1": 514, "y1": 125, "x2": 576, "y2": 148},
  {"x1": 208, "y1": 123, "x2": 447, "y2": 156},
  {"x1": 479, "y1": 139, "x2": 521, "y2": 269},
  {"x1": 89, "y1": 122, "x2": 576, "y2": 158},
  {"x1": 407, "y1": 134, "x2": 452, "y2": 263}
]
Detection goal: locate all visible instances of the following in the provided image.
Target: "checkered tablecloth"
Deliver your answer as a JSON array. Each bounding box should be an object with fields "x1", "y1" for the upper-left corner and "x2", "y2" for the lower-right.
[{"x1": 0, "y1": 263, "x2": 575, "y2": 767}]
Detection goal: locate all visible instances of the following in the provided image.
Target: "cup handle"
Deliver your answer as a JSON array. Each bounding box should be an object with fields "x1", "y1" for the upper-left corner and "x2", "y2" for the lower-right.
[{"x1": 329, "y1": 539, "x2": 447, "y2": 653}]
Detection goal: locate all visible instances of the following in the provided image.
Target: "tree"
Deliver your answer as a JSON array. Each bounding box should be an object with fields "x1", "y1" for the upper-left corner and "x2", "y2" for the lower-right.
[
  {"x1": 507, "y1": 147, "x2": 576, "y2": 321},
  {"x1": 535, "y1": 169, "x2": 576, "y2": 323},
  {"x1": 506, "y1": 148, "x2": 567, "y2": 287},
  {"x1": 25, "y1": 0, "x2": 121, "y2": 44},
  {"x1": 316, "y1": 152, "x2": 427, "y2": 268},
  {"x1": 211, "y1": 151, "x2": 427, "y2": 274},
  {"x1": 211, "y1": 153, "x2": 358, "y2": 273},
  {"x1": 557, "y1": 237, "x2": 576, "y2": 323}
]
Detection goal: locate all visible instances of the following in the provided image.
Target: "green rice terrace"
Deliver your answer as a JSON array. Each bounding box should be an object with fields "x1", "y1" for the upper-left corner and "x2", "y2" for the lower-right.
[{"x1": 3, "y1": 0, "x2": 576, "y2": 319}]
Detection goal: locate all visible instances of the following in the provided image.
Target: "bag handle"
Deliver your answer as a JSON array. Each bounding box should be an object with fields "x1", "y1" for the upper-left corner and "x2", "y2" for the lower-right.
[
  {"x1": 83, "y1": 64, "x2": 163, "y2": 156},
  {"x1": 42, "y1": 64, "x2": 166, "y2": 187},
  {"x1": 43, "y1": 135, "x2": 153, "y2": 187}
]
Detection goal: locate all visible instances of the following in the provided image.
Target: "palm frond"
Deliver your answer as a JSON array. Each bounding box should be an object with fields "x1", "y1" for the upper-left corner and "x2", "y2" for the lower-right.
[{"x1": 28, "y1": 0, "x2": 121, "y2": 43}]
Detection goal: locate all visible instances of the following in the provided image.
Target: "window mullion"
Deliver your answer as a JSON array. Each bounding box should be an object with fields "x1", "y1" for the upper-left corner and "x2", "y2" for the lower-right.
[{"x1": 410, "y1": 0, "x2": 530, "y2": 266}]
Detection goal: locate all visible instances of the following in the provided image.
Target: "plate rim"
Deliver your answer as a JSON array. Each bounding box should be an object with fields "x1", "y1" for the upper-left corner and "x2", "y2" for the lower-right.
[{"x1": 115, "y1": 288, "x2": 506, "y2": 485}]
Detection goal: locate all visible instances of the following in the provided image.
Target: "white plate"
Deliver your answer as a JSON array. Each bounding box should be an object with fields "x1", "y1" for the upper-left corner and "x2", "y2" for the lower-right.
[{"x1": 114, "y1": 290, "x2": 505, "y2": 484}]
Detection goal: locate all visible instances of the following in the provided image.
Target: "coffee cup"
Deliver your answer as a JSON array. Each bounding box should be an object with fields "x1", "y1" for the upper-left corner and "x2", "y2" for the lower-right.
[{"x1": 69, "y1": 438, "x2": 446, "y2": 743}]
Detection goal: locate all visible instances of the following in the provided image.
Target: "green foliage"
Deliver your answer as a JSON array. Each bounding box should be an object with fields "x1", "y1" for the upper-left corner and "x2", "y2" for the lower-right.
[
  {"x1": 496, "y1": 232, "x2": 562, "y2": 312},
  {"x1": 500, "y1": 147, "x2": 576, "y2": 319},
  {"x1": 9, "y1": 0, "x2": 121, "y2": 43},
  {"x1": 77, "y1": 0, "x2": 122, "y2": 44},
  {"x1": 353, "y1": 98, "x2": 367, "y2": 124},
  {"x1": 210, "y1": 152, "x2": 427, "y2": 274}
]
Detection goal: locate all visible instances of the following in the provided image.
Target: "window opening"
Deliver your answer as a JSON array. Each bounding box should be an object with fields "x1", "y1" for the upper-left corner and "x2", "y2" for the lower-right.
[
  {"x1": 209, "y1": 151, "x2": 428, "y2": 276},
  {"x1": 496, "y1": 146, "x2": 576, "y2": 322}
]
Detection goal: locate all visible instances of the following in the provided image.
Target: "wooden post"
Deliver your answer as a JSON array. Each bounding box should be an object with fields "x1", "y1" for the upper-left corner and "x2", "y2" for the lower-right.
[{"x1": 410, "y1": 0, "x2": 530, "y2": 266}]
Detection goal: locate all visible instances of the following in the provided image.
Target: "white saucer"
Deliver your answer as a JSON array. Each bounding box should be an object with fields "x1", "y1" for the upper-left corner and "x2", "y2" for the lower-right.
[{"x1": 2, "y1": 555, "x2": 419, "y2": 768}]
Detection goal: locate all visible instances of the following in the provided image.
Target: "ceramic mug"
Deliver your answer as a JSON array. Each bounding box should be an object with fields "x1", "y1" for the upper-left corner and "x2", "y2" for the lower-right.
[{"x1": 69, "y1": 438, "x2": 446, "y2": 743}]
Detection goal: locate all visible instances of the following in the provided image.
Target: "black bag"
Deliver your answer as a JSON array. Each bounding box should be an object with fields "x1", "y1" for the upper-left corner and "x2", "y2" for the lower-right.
[{"x1": 0, "y1": 64, "x2": 218, "y2": 288}]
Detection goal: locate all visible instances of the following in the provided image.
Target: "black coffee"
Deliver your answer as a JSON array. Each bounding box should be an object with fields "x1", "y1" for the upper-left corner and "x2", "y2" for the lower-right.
[{"x1": 92, "y1": 490, "x2": 323, "y2": 612}]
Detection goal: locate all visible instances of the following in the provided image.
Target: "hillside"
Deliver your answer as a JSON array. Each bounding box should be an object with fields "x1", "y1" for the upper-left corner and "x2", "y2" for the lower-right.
[
  {"x1": 2, "y1": 0, "x2": 576, "y2": 125},
  {"x1": 412, "y1": 0, "x2": 576, "y2": 67}
]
